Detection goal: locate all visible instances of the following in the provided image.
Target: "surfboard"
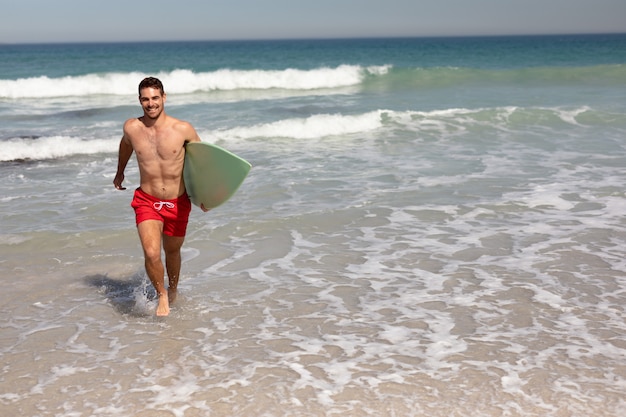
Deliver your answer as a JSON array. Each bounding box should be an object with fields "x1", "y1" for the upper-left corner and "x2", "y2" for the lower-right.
[{"x1": 183, "y1": 142, "x2": 251, "y2": 210}]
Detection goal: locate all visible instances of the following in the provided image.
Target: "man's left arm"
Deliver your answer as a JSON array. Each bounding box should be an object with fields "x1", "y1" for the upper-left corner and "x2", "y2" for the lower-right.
[{"x1": 187, "y1": 122, "x2": 202, "y2": 144}]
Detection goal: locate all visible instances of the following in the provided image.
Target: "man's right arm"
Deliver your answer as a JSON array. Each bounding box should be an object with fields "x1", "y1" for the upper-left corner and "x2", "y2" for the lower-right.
[{"x1": 113, "y1": 131, "x2": 134, "y2": 191}]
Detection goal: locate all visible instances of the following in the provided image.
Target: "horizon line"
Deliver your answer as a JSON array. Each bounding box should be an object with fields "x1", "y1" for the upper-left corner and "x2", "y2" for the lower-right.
[{"x1": 2, "y1": 31, "x2": 625, "y2": 46}]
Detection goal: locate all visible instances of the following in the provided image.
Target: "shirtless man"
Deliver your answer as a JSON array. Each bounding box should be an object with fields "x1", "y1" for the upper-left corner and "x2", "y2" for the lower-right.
[{"x1": 113, "y1": 77, "x2": 204, "y2": 316}]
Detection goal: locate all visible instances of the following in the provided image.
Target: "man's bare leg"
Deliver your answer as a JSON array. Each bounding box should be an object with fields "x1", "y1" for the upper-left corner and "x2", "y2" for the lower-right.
[
  {"x1": 137, "y1": 220, "x2": 170, "y2": 316},
  {"x1": 164, "y1": 234, "x2": 185, "y2": 304}
]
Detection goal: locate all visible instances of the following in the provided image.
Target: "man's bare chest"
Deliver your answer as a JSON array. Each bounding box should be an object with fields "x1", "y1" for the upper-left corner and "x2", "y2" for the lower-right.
[{"x1": 134, "y1": 132, "x2": 183, "y2": 161}]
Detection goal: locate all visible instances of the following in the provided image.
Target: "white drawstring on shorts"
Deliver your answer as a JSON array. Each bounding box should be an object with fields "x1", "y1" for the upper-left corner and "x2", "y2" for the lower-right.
[{"x1": 153, "y1": 201, "x2": 175, "y2": 211}]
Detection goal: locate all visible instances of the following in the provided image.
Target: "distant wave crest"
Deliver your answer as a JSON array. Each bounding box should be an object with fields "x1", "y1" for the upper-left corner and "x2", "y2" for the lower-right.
[
  {"x1": 0, "y1": 65, "x2": 391, "y2": 99},
  {"x1": 2, "y1": 63, "x2": 620, "y2": 99}
]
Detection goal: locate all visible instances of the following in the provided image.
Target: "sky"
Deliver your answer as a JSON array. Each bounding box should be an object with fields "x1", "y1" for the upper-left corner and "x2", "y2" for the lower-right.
[{"x1": 1, "y1": 0, "x2": 625, "y2": 44}]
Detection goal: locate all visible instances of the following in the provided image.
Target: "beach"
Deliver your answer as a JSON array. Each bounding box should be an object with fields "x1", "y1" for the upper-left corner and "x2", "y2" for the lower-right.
[{"x1": 1, "y1": 35, "x2": 626, "y2": 416}]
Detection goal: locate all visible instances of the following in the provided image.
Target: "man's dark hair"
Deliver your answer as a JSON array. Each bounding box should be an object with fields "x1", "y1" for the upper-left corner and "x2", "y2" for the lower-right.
[{"x1": 138, "y1": 77, "x2": 165, "y2": 96}]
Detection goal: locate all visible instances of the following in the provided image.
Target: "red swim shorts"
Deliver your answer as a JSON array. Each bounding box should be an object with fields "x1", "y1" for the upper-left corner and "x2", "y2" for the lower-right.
[{"x1": 131, "y1": 188, "x2": 192, "y2": 237}]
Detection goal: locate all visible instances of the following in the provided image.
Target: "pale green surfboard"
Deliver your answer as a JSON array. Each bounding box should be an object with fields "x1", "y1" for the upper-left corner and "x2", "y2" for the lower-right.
[{"x1": 183, "y1": 142, "x2": 251, "y2": 210}]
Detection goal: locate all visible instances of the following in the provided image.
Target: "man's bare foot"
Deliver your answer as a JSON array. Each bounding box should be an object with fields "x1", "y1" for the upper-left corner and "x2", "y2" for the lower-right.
[
  {"x1": 168, "y1": 287, "x2": 178, "y2": 304},
  {"x1": 156, "y1": 292, "x2": 170, "y2": 316}
]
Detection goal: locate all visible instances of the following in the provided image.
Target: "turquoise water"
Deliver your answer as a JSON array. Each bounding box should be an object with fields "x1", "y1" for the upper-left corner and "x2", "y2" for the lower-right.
[{"x1": 1, "y1": 35, "x2": 626, "y2": 416}]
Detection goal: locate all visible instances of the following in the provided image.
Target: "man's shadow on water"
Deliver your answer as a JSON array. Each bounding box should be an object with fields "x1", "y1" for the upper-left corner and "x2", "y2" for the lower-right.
[{"x1": 84, "y1": 273, "x2": 157, "y2": 317}]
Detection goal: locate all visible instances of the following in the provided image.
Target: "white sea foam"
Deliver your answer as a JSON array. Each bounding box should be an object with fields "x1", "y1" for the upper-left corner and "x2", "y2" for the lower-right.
[
  {"x1": 0, "y1": 110, "x2": 386, "y2": 161},
  {"x1": 0, "y1": 65, "x2": 390, "y2": 98},
  {"x1": 0, "y1": 136, "x2": 119, "y2": 161},
  {"x1": 212, "y1": 110, "x2": 385, "y2": 140},
  {"x1": 0, "y1": 105, "x2": 600, "y2": 161},
  {"x1": 2, "y1": 121, "x2": 625, "y2": 416}
]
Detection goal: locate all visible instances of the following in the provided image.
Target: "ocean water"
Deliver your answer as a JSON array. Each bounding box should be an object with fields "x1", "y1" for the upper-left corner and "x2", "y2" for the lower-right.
[{"x1": 1, "y1": 35, "x2": 626, "y2": 416}]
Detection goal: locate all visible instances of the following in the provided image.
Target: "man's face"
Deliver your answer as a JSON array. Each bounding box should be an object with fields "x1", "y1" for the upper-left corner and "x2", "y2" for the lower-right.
[{"x1": 139, "y1": 87, "x2": 166, "y2": 119}]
